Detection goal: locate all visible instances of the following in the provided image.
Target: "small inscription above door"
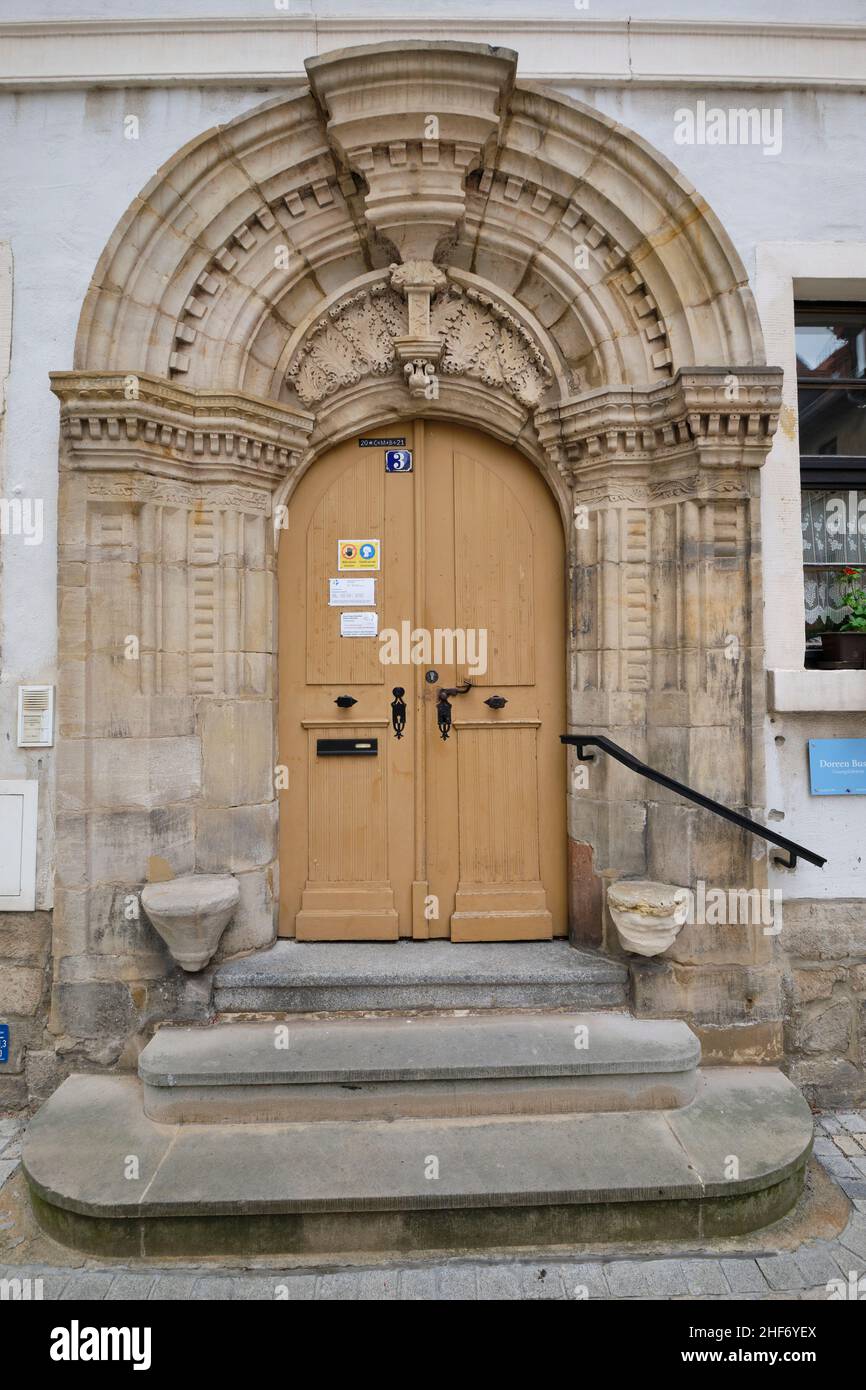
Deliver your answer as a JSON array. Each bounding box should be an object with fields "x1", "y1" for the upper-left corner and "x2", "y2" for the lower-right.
[{"x1": 359, "y1": 437, "x2": 406, "y2": 447}]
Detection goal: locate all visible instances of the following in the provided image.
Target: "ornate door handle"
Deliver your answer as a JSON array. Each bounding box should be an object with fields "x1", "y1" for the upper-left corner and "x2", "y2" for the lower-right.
[
  {"x1": 334, "y1": 695, "x2": 357, "y2": 708},
  {"x1": 390, "y1": 687, "x2": 407, "y2": 739},
  {"x1": 484, "y1": 695, "x2": 508, "y2": 709},
  {"x1": 436, "y1": 682, "x2": 472, "y2": 740}
]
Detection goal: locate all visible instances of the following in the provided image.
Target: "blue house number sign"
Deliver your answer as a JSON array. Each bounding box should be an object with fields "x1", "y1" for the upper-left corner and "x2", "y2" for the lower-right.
[
  {"x1": 385, "y1": 449, "x2": 413, "y2": 472},
  {"x1": 0, "y1": 1024, "x2": 8, "y2": 1064},
  {"x1": 809, "y1": 739, "x2": 866, "y2": 795}
]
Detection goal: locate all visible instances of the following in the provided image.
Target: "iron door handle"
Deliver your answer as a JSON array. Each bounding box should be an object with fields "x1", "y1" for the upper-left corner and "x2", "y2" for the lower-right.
[
  {"x1": 436, "y1": 683, "x2": 471, "y2": 740},
  {"x1": 391, "y1": 687, "x2": 407, "y2": 739}
]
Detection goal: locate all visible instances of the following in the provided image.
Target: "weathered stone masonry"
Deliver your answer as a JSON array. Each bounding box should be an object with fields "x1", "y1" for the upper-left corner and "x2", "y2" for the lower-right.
[{"x1": 4, "y1": 40, "x2": 857, "y2": 1107}]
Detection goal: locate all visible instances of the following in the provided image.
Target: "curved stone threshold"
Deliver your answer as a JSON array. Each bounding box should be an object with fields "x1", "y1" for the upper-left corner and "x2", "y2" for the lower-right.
[{"x1": 23, "y1": 1069, "x2": 813, "y2": 1257}]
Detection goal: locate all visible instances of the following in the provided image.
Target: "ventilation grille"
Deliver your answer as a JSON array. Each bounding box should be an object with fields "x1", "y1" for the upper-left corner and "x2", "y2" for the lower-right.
[{"x1": 17, "y1": 685, "x2": 54, "y2": 748}]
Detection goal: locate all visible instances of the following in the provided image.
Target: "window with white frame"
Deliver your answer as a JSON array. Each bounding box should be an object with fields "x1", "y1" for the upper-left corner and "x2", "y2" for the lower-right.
[{"x1": 797, "y1": 304, "x2": 866, "y2": 637}]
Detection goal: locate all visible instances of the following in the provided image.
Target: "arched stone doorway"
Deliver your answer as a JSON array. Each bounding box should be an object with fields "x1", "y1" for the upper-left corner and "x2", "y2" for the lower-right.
[{"x1": 50, "y1": 41, "x2": 783, "y2": 1060}]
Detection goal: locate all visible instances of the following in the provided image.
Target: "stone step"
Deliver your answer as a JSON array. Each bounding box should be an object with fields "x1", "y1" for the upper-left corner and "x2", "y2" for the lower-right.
[
  {"x1": 23, "y1": 1069, "x2": 813, "y2": 1259},
  {"x1": 139, "y1": 1014, "x2": 701, "y2": 1122},
  {"x1": 213, "y1": 939, "x2": 629, "y2": 1014}
]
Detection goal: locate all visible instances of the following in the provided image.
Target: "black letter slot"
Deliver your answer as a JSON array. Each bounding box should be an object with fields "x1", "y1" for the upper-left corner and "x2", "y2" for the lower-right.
[{"x1": 316, "y1": 737, "x2": 378, "y2": 757}]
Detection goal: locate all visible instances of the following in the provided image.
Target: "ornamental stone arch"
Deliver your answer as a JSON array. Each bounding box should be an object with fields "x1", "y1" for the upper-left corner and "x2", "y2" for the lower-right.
[{"x1": 51, "y1": 41, "x2": 783, "y2": 1058}]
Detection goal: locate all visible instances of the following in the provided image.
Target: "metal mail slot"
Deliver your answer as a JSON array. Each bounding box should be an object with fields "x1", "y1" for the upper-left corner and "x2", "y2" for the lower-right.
[{"x1": 316, "y1": 737, "x2": 378, "y2": 757}]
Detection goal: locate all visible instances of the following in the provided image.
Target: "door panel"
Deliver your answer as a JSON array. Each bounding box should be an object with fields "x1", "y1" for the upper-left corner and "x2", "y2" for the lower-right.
[{"x1": 278, "y1": 420, "x2": 566, "y2": 941}]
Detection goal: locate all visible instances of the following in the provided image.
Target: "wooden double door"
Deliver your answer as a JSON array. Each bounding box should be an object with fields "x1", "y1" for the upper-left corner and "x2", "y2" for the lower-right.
[{"x1": 278, "y1": 421, "x2": 566, "y2": 940}]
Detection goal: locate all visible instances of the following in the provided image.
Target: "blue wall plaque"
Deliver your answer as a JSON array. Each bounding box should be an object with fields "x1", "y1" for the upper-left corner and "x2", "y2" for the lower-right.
[
  {"x1": 809, "y1": 739, "x2": 866, "y2": 795},
  {"x1": 0, "y1": 1024, "x2": 8, "y2": 1064}
]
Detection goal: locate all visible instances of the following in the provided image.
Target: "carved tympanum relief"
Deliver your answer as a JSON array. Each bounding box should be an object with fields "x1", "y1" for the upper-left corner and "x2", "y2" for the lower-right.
[{"x1": 285, "y1": 264, "x2": 554, "y2": 410}]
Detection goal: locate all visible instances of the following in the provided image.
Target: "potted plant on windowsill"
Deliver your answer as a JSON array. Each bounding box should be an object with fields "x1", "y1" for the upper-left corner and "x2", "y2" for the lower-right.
[{"x1": 820, "y1": 568, "x2": 866, "y2": 668}]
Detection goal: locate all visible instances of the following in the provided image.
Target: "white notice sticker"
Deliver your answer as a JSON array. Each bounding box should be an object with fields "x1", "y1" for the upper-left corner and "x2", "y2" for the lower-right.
[
  {"x1": 329, "y1": 577, "x2": 376, "y2": 607},
  {"x1": 340, "y1": 611, "x2": 378, "y2": 638}
]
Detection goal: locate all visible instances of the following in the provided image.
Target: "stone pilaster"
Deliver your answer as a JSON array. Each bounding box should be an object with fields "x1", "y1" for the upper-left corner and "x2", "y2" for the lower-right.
[{"x1": 49, "y1": 373, "x2": 312, "y2": 1056}]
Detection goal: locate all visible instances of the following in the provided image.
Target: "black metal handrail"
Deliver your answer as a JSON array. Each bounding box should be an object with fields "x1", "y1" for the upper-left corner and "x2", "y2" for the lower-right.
[{"x1": 561, "y1": 733, "x2": 827, "y2": 870}]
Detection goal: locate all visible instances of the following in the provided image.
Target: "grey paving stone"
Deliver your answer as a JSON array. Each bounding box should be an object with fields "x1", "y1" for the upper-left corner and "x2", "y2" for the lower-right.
[
  {"x1": 850, "y1": 1157, "x2": 866, "y2": 1176},
  {"x1": 838, "y1": 1217, "x2": 866, "y2": 1263},
  {"x1": 190, "y1": 1276, "x2": 236, "y2": 1300},
  {"x1": 853, "y1": 1198, "x2": 866, "y2": 1212},
  {"x1": 756, "y1": 1254, "x2": 807, "y2": 1291},
  {"x1": 230, "y1": 1275, "x2": 294, "y2": 1301},
  {"x1": 0, "y1": 1119, "x2": 21, "y2": 1137},
  {"x1": 820, "y1": 1155, "x2": 861, "y2": 1179},
  {"x1": 641, "y1": 1259, "x2": 689, "y2": 1296},
  {"x1": 840, "y1": 1180, "x2": 866, "y2": 1200},
  {"x1": 812, "y1": 1137, "x2": 839, "y2": 1157},
  {"x1": 398, "y1": 1266, "x2": 441, "y2": 1300},
  {"x1": 0, "y1": 1159, "x2": 20, "y2": 1190},
  {"x1": 147, "y1": 1274, "x2": 200, "y2": 1300},
  {"x1": 794, "y1": 1246, "x2": 848, "y2": 1286},
  {"x1": 517, "y1": 1264, "x2": 567, "y2": 1300},
  {"x1": 59, "y1": 1271, "x2": 117, "y2": 1300},
  {"x1": 27, "y1": 1270, "x2": 74, "y2": 1299},
  {"x1": 348, "y1": 1269, "x2": 399, "y2": 1299},
  {"x1": 272, "y1": 1274, "x2": 317, "y2": 1300},
  {"x1": 476, "y1": 1265, "x2": 525, "y2": 1300},
  {"x1": 837, "y1": 1113, "x2": 866, "y2": 1134},
  {"x1": 605, "y1": 1260, "x2": 649, "y2": 1297},
  {"x1": 818, "y1": 1115, "x2": 842, "y2": 1133},
  {"x1": 682, "y1": 1259, "x2": 730, "y2": 1296},
  {"x1": 105, "y1": 1273, "x2": 157, "y2": 1300},
  {"x1": 315, "y1": 1271, "x2": 365, "y2": 1300},
  {"x1": 720, "y1": 1259, "x2": 767, "y2": 1293},
  {"x1": 436, "y1": 1265, "x2": 479, "y2": 1300},
  {"x1": 555, "y1": 1261, "x2": 609, "y2": 1300}
]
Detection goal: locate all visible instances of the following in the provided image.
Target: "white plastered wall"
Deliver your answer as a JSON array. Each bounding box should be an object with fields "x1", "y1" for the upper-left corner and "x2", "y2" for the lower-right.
[{"x1": 757, "y1": 243, "x2": 866, "y2": 899}]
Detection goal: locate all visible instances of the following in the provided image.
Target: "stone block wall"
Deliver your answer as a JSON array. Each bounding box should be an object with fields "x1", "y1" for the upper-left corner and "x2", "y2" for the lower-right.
[
  {"x1": 0, "y1": 912, "x2": 54, "y2": 1111},
  {"x1": 780, "y1": 901, "x2": 866, "y2": 1107}
]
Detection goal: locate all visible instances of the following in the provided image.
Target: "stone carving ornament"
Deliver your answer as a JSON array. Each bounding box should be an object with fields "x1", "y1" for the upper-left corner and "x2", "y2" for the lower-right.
[{"x1": 285, "y1": 270, "x2": 552, "y2": 410}]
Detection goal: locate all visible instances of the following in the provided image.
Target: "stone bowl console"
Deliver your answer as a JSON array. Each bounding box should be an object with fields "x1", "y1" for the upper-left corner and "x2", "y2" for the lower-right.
[
  {"x1": 607, "y1": 881, "x2": 688, "y2": 958},
  {"x1": 141, "y1": 875, "x2": 241, "y2": 972}
]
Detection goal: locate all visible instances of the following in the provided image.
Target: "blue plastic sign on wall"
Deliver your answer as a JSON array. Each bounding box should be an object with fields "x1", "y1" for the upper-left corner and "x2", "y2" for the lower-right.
[
  {"x1": 385, "y1": 448, "x2": 413, "y2": 472},
  {"x1": 809, "y1": 739, "x2": 866, "y2": 795},
  {"x1": 0, "y1": 1024, "x2": 8, "y2": 1064}
]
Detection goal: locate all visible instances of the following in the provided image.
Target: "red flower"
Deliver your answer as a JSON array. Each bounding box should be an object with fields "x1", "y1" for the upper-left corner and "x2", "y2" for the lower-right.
[{"x1": 843, "y1": 567, "x2": 860, "y2": 577}]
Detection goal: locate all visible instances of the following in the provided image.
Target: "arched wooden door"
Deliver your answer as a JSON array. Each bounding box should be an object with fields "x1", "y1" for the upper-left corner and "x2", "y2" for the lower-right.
[{"x1": 278, "y1": 421, "x2": 566, "y2": 941}]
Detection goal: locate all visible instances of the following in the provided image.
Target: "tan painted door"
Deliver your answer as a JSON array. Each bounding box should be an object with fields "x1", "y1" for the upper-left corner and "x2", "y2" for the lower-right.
[{"x1": 278, "y1": 421, "x2": 566, "y2": 941}]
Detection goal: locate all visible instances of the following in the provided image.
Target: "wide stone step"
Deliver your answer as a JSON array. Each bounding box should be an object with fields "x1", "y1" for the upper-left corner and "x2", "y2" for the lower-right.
[
  {"x1": 23, "y1": 1069, "x2": 813, "y2": 1258},
  {"x1": 139, "y1": 1014, "x2": 701, "y2": 1121},
  {"x1": 213, "y1": 939, "x2": 629, "y2": 1014}
]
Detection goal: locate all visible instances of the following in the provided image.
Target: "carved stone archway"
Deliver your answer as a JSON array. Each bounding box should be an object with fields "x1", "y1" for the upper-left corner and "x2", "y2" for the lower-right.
[{"x1": 50, "y1": 41, "x2": 782, "y2": 1064}]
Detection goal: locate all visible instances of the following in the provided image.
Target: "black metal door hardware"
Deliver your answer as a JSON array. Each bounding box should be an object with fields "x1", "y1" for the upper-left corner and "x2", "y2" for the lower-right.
[
  {"x1": 484, "y1": 695, "x2": 508, "y2": 709},
  {"x1": 317, "y1": 738, "x2": 377, "y2": 757},
  {"x1": 436, "y1": 682, "x2": 472, "y2": 740},
  {"x1": 391, "y1": 687, "x2": 407, "y2": 739},
  {"x1": 334, "y1": 695, "x2": 357, "y2": 708}
]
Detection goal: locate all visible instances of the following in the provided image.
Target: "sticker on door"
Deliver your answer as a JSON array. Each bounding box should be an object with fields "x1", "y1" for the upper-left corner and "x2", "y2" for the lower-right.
[{"x1": 338, "y1": 539, "x2": 380, "y2": 571}]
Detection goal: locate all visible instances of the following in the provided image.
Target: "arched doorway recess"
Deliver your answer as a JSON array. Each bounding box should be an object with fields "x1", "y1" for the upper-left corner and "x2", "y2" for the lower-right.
[{"x1": 50, "y1": 41, "x2": 782, "y2": 1046}]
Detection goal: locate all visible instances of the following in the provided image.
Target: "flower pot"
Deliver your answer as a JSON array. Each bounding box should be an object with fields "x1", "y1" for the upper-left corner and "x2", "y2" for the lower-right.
[{"x1": 819, "y1": 631, "x2": 866, "y2": 668}]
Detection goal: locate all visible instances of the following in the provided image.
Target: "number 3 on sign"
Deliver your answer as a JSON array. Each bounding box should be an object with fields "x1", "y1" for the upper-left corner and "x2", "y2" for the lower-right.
[{"x1": 385, "y1": 449, "x2": 413, "y2": 472}]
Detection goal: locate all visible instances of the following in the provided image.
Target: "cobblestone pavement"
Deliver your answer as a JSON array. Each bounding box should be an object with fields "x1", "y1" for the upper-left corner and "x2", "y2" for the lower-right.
[{"x1": 1, "y1": 1109, "x2": 865, "y2": 1301}]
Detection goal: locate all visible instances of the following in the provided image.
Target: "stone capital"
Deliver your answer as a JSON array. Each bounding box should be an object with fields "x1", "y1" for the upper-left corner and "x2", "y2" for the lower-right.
[{"x1": 50, "y1": 372, "x2": 314, "y2": 490}]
